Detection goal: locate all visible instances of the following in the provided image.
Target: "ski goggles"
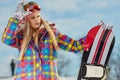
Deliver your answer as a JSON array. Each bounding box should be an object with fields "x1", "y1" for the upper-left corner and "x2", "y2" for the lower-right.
[{"x1": 24, "y1": 1, "x2": 41, "y2": 12}]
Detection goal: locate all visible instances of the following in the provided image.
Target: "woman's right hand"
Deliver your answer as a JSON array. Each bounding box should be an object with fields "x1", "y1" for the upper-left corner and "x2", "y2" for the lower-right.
[{"x1": 14, "y1": 1, "x2": 32, "y2": 20}]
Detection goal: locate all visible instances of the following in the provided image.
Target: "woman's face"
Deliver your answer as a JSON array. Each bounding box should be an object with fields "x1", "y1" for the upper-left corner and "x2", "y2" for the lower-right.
[{"x1": 29, "y1": 11, "x2": 41, "y2": 29}]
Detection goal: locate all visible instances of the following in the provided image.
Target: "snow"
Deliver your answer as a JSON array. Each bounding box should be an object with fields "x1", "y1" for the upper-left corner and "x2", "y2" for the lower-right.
[{"x1": 0, "y1": 77, "x2": 76, "y2": 80}]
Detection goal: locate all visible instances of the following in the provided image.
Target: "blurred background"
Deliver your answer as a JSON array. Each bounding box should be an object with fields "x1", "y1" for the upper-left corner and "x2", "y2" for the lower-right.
[{"x1": 0, "y1": 0, "x2": 120, "y2": 80}]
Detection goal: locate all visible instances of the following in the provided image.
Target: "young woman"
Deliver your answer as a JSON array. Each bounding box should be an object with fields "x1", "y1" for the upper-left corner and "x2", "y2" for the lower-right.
[{"x1": 2, "y1": 1, "x2": 85, "y2": 80}]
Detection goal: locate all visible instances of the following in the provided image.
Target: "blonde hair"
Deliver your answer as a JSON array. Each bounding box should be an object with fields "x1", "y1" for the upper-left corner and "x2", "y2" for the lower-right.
[
  {"x1": 19, "y1": 18, "x2": 59, "y2": 60},
  {"x1": 41, "y1": 18, "x2": 59, "y2": 50}
]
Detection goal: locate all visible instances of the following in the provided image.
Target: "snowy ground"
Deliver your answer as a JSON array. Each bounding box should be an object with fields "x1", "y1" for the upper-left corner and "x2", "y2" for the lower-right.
[
  {"x1": 0, "y1": 77, "x2": 76, "y2": 80},
  {"x1": 60, "y1": 77, "x2": 76, "y2": 80}
]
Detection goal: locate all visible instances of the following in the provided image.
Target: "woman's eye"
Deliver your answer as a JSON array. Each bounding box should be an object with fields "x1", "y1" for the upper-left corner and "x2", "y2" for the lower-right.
[
  {"x1": 30, "y1": 16, "x2": 35, "y2": 19},
  {"x1": 37, "y1": 15, "x2": 40, "y2": 18}
]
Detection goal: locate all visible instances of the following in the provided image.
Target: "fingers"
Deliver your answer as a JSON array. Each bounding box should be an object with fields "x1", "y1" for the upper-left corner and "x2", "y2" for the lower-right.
[
  {"x1": 102, "y1": 24, "x2": 113, "y2": 29},
  {"x1": 99, "y1": 21, "x2": 113, "y2": 29},
  {"x1": 14, "y1": 1, "x2": 32, "y2": 20}
]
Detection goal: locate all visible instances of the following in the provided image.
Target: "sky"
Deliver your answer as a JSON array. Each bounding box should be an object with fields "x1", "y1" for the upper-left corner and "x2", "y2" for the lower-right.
[{"x1": 0, "y1": 0, "x2": 120, "y2": 77}]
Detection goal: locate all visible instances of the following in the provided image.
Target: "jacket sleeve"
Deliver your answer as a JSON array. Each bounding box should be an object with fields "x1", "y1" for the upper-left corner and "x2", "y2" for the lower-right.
[
  {"x1": 55, "y1": 29, "x2": 85, "y2": 53},
  {"x1": 2, "y1": 17, "x2": 22, "y2": 48}
]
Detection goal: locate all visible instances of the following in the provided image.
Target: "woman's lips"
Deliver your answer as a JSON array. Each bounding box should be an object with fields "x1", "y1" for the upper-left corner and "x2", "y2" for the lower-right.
[{"x1": 35, "y1": 22, "x2": 40, "y2": 25}]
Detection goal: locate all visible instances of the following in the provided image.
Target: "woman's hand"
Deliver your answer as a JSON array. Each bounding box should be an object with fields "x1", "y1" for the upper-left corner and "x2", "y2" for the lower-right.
[{"x1": 14, "y1": 1, "x2": 32, "y2": 20}]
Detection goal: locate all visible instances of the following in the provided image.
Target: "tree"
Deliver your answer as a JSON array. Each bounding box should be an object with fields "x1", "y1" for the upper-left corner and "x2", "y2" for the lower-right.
[
  {"x1": 57, "y1": 50, "x2": 82, "y2": 77},
  {"x1": 107, "y1": 44, "x2": 120, "y2": 80},
  {"x1": 57, "y1": 51, "x2": 72, "y2": 76}
]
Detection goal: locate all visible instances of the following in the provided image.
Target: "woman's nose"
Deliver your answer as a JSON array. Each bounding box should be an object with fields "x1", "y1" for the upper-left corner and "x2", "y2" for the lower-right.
[{"x1": 35, "y1": 17, "x2": 39, "y2": 21}]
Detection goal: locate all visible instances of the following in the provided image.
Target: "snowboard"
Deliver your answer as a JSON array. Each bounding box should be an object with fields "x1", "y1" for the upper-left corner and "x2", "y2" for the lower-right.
[{"x1": 77, "y1": 23, "x2": 115, "y2": 80}]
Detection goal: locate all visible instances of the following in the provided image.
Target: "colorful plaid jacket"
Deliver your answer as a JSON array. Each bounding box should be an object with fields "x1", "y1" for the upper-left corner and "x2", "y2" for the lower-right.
[{"x1": 2, "y1": 17, "x2": 84, "y2": 80}]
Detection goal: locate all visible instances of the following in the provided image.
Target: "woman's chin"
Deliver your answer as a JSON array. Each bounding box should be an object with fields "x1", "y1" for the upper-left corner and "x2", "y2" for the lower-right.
[
  {"x1": 34, "y1": 26, "x2": 40, "y2": 29},
  {"x1": 31, "y1": 27, "x2": 39, "y2": 31}
]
